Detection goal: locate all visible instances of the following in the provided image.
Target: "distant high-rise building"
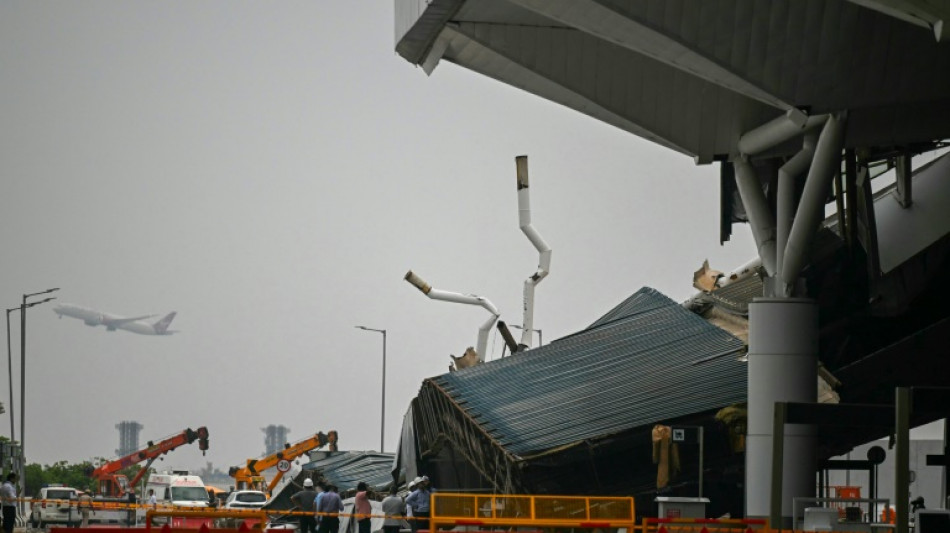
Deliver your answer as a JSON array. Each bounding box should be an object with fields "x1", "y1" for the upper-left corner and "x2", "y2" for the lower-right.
[
  {"x1": 116, "y1": 421, "x2": 144, "y2": 456},
  {"x1": 262, "y1": 425, "x2": 290, "y2": 455}
]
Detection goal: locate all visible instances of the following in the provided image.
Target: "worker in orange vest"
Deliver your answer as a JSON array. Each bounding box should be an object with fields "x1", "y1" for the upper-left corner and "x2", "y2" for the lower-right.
[{"x1": 881, "y1": 504, "x2": 895, "y2": 524}]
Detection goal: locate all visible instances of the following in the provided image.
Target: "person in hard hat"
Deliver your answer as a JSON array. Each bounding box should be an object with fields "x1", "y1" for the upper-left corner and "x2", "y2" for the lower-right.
[
  {"x1": 291, "y1": 478, "x2": 319, "y2": 533},
  {"x1": 405, "y1": 480, "x2": 416, "y2": 527},
  {"x1": 405, "y1": 476, "x2": 431, "y2": 533}
]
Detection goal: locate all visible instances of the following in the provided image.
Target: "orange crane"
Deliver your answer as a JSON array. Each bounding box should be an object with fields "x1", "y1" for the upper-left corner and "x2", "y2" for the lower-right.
[
  {"x1": 229, "y1": 430, "x2": 338, "y2": 492},
  {"x1": 91, "y1": 427, "x2": 210, "y2": 497}
]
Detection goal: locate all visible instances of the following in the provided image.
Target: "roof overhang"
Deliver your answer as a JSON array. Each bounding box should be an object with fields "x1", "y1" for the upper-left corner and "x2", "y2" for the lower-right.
[{"x1": 396, "y1": 0, "x2": 950, "y2": 163}]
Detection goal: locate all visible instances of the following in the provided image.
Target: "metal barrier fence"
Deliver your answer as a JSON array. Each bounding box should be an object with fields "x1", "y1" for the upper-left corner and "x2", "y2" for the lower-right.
[{"x1": 430, "y1": 493, "x2": 636, "y2": 531}]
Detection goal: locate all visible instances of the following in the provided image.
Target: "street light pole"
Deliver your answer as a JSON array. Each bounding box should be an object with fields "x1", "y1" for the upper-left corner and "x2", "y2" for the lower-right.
[
  {"x1": 5, "y1": 309, "x2": 16, "y2": 444},
  {"x1": 355, "y1": 326, "x2": 386, "y2": 453},
  {"x1": 510, "y1": 324, "x2": 543, "y2": 346},
  {"x1": 19, "y1": 288, "x2": 58, "y2": 497}
]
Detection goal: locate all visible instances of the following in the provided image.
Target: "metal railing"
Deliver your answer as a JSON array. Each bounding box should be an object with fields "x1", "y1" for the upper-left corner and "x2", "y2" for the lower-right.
[{"x1": 430, "y1": 493, "x2": 635, "y2": 531}]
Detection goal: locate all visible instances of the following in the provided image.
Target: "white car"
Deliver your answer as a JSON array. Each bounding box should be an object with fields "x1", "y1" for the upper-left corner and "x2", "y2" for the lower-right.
[
  {"x1": 223, "y1": 490, "x2": 268, "y2": 509},
  {"x1": 30, "y1": 486, "x2": 80, "y2": 528},
  {"x1": 214, "y1": 490, "x2": 269, "y2": 530}
]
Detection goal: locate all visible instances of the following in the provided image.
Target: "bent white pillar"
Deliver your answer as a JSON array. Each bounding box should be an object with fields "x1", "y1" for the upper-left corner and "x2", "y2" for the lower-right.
[
  {"x1": 746, "y1": 298, "x2": 818, "y2": 522},
  {"x1": 775, "y1": 143, "x2": 815, "y2": 279},
  {"x1": 782, "y1": 114, "x2": 846, "y2": 291},
  {"x1": 738, "y1": 111, "x2": 828, "y2": 156},
  {"x1": 515, "y1": 155, "x2": 551, "y2": 349},
  {"x1": 404, "y1": 270, "x2": 500, "y2": 361},
  {"x1": 734, "y1": 159, "x2": 777, "y2": 276}
]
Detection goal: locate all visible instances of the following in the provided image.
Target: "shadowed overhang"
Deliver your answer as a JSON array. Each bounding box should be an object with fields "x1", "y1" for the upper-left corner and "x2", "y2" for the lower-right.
[{"x1": 396, "y1": 0, "x2": 950, "y2": 163}]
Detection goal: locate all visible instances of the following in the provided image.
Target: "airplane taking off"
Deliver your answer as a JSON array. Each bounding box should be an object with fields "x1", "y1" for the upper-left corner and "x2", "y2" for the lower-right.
[{"x1": 53, "y1": 304, "x2": 177, "y2": 335}]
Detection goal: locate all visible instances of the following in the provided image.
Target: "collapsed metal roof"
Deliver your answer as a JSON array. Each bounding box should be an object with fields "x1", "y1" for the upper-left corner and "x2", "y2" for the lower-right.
[
  {"x1": 304, "y1": 451, "x2": 396, "y2": 493},
  {"x1": 413, "y1": 287, "x2": 745, "y2": 475},
  {"x1": 266, "y1": 451, "x2": 396, "y2": 511}
]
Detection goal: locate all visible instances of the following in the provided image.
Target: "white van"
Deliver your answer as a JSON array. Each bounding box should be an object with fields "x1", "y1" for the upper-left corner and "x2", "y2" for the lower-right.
[
  {"x1": 29, "y1": 486, "x2": 79, "y2": 528},
  {"x1": 142, "y1": 472, "x2": 213, "y2": 528},
  {"x1": 145, "y1": 472, "x2": 210, "y2": 508}
]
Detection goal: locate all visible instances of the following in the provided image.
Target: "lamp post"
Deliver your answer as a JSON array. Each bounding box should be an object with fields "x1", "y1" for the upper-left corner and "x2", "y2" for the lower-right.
[
  {"x1": 355, "y1": 326, "x2": 386, "y2": 453},
  {"x1": 5, "y1": 308, "x2": 17, "y2": 444},
  {"x1": 19, "y1": 288, "x2": 58, "y2": 498},
  {"x1": 5, "y1": 299, "x2": 54, "y2": 444},
  {"x1": 509, "y1": 324, "x2": 543, "y2": 346}
]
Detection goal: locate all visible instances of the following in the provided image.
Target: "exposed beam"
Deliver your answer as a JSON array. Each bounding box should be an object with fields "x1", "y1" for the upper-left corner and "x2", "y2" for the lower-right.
[
  {"x1": 847, "y1": 0, "x2": 949, "y2": 41},
  {"x1": 439, "y1": 24, "x2": 694, "y2": 156},
  {"x1": 508, "y1": 0, "x2": 794, "y2": 111}
]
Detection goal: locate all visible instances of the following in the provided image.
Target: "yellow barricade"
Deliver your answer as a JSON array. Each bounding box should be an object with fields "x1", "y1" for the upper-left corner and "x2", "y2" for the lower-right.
[{"x1": 431, "y1": 493, "x2": 635, "y2": 531}]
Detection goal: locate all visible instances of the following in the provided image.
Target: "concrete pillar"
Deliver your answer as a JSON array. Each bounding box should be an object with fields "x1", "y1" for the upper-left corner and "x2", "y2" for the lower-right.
[{"x1": 746, "y1": 298, "x2": 818, "y2": 523}]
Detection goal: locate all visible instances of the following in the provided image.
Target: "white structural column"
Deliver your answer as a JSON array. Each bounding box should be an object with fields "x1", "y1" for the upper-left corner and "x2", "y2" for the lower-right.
[
  {"x1": 746, "y1": 298, "x2": 818, "y2": 520},
  {"x1": 734, "y1": 159, "x2": 778, "y2": 276},
  {"x1": 775, "y1": 143, "x2": 815, "y2": 278},
  {"x1": 737, "y1": 111, "x2": 846, "y2": 522},
  {"x1": 781, "y1": 115, "x2": 847, "y2": 292}
]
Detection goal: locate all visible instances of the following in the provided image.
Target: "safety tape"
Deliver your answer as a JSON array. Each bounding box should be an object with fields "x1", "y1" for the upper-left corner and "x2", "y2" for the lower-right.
[{"x1": 19, "y1": 499, "x2": 427, "y2": 520}]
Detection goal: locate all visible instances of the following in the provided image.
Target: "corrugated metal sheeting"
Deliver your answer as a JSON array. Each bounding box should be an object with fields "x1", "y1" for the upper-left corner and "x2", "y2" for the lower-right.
[
  {"x1": 407, "y1": 287, "x2": 748, "y2": 500},
  {"x1": 305, "y1": 451, "x2": 397, "y2": 493},
  {"x1": 430, "y1": 287, "x2": 746, "y2": 457},
  {"x1": 267, "y1": 451, "x2": 396, "y2": 511}
]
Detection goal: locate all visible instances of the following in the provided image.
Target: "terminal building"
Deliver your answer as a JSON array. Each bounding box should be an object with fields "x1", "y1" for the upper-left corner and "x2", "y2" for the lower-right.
[{"x1": 393, "y1": 1, "x2": 950, "y2": 528}]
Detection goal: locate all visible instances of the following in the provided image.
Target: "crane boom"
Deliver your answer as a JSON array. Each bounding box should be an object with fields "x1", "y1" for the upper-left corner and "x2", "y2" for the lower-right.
[
  {"x1": 229, "y1": 430, "x2": 338, "y2": 492},
  {"x1": 90, "y1": 427, "x2": 210, "y2": 497}
]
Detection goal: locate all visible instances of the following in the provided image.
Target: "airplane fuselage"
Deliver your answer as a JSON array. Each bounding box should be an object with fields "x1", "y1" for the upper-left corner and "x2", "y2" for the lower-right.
[{"x1": 53, "y1": 304, "x2": 176, "y2": 336}]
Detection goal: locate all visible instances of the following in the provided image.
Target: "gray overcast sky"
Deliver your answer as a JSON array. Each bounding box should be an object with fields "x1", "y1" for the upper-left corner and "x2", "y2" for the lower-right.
[{"x1": 0, "y1": 2, "x2": 767, "y2": 473}]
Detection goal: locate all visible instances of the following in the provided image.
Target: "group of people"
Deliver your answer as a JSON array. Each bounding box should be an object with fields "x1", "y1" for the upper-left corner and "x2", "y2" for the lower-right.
[
  {"x1": 290, "y1": 475, "x2": 432, "y2": 533},
  {"x1": 289, "y1": 478, "x2": 344, "y2": 533}
]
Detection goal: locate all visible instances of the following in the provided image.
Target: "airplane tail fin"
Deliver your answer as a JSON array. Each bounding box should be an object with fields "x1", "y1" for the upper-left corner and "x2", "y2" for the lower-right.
[{"x1": 154, "y1": 312, "x2": 177, "y2": 334}]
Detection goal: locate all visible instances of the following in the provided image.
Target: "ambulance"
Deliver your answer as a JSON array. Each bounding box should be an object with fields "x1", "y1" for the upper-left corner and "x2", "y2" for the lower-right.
[{"x1": 143, "y1": 471, "x2": 212, "y2": 527}]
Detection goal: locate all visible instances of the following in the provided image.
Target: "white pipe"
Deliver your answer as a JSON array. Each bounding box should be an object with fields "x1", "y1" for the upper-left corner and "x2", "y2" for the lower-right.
[
  {"x1": 775, "y1": 139, "x2": 816, "y2": 280},
  {"x1": 781, "y1": 114, "x2": 847, "y2": 291},
  {"x1": 718, "y1": 257, "x2": 762, "y2": 289},
  {"x1": 733, "y1": 158, "x2": 778, "y2": 276},
  {"x1": 515, "y1": 155, "x2": 551, "y2": 348},
  {"x1": 404, "y1": 270, "x2": 500, "y2": 361},
  {"x1": 738, "y1": 111, "x2": 828, "y2": 156}
]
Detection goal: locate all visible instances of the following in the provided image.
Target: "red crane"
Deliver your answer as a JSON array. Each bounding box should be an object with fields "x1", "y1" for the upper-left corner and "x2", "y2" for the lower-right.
[{"x1": 91, "y1": 427, "x2": 209, "y2": 497}]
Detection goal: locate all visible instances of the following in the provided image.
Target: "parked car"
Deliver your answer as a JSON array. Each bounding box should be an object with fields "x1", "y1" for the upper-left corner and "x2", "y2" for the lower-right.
[
  {"x1": 30, "y1": 486, "x2": 79, "y2": 528},
  {"x1": 215, "y1": 490, "x2": 268, "y2": 529},
  {"x1": 223, "y1": 490, "x2": 268, "y2": 509}
]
